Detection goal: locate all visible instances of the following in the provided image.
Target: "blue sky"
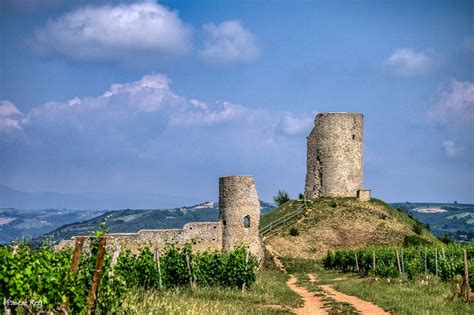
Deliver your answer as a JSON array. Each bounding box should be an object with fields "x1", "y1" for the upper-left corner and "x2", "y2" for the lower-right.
[{"x1": 1, "y1": 0, "x2": 473, "y2": 204}]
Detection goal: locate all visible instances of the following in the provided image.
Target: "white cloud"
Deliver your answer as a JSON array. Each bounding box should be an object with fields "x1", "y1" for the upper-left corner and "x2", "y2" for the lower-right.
[
  {"x1": 429, "y1": 79, "x2": 474, "y2": 123},
  {"x1": 276, "y1": 113, "x2": 313, "y2": 136},
  {"x1": 0, "y1": 100, "x2": 24, "y2": 133},
  {"x1": 199, "y1": 20, "x2": 260, "y2": 64},
  {"x1": 0, "y1": 100, "x2": 23, "y2": 117},
  {"x1": 1, "y1": 74, "x2": 310, "y2": 196},
  {"x1": 32, "y1": 1, "x2": 192, "y2": 63},
  {"x1": 170, "y1": 101, "x2": 249, "y2": 127},
  {"x1": 385, "y1": 48, "x2": 432, "y2": 76},
  {"x1": 441, "y1": 140, "x2": 463, "y2": 158},
  {"x1": 2, "y1": 73, "x2": 307, "y2": 145}
]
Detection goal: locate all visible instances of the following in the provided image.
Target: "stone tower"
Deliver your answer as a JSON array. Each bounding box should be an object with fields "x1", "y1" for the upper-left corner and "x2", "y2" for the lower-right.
[
  {"x1": 305, "y1": 112, "x2": 364, "y2": 199},
  {"x1": 219, "y1": 176, "x2": 264, "y2": 260}
]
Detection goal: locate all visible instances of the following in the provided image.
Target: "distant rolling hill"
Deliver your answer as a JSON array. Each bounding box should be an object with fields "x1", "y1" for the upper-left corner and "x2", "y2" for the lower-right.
[
  {"x1": 392, "y1": 202, "x2": 474, "y2": 242},
  {"x1": 0, "y1": 208, "x2": 107, "y2": 244},
  {"x1": 37, "y1": 201, "x2": 276, "y2": 244},
  {"x1": 0, "y1": 184, "x2": 200, "y2": 210}
]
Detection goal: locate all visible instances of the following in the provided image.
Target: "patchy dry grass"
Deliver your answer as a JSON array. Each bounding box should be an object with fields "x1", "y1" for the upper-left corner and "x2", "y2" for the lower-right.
[{"x1": 263, "y1": 198, "x2": 439, "y2": 259}]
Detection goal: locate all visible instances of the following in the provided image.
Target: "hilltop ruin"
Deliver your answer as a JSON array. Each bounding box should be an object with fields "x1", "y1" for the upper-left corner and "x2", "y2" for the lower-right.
[{"x1": 305, "y1": 112, "x2": 371, "y2": 201}]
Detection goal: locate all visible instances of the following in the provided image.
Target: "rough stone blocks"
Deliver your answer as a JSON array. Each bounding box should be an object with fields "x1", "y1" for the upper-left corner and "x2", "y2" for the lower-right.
[
  {"x1": 219, "y1": 175, "x2": 264, "y2": 261},
  {"x1": 58, "y1": 175, "x2": 264, "y2": 263},
  {"x1": 357, "y1": 189, "x2": 371, "y2": 202},
  {"x1": 305, "y1": 112, "x2": 364, "y2": 198}
]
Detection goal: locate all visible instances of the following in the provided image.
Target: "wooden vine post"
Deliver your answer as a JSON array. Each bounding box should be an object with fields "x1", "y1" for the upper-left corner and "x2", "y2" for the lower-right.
[
  {"x1": 242, "y1": 250, "x2": 250, "y2": 291},
  {"x1": 88, "y1": 236, "x2": 107, "y2": 314},
  {"x1": 461, "y1": 250, "x2": 471, "y2": 303},
  {"x1": 355, "y1": 253, "x2": 360, "y2": 273},
  {"x1": 70, "y1": 237, "x2": 85, "y2": 273},
  {"x1": 65, "y1": 236, "x2": 85, "y2": 311},
  {"x1": 185, "y1": 252, "x2": 196, "y2": 291},
  {"x1": 424, "y1": 251, "x2": 428, "y2": 280},
  {"x1": 372, "y1": 250, "x2": 376, "y2": 273},
  {"x1": 396, "y1": 250, "x2": 402, "y2": 276},
  {"x1": 154, "y1": 248, "x2": 163, "y2": 290},
  {"x1": 401, "y1": 249, "x2": 405, "y2": 275}
]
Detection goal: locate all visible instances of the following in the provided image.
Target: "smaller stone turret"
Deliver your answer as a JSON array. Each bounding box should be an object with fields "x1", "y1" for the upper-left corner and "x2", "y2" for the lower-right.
[{"x1": 219, "y1": 176, "x2": 264, "y2": 261}]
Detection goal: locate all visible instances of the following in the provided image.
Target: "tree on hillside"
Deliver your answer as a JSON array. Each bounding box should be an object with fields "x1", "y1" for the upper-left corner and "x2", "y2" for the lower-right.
[{"x1": 273, "y1": 190, "x2": 290, "y2": 206}]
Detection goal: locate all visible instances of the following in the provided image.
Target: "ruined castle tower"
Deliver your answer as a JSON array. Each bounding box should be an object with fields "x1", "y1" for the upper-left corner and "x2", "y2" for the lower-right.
[
  {"x1": 219, "y1": 176, "x2": 264, "y2": 260},
  {"x1": 305, "y1": 112, "x2": 364, "y2": 199}
]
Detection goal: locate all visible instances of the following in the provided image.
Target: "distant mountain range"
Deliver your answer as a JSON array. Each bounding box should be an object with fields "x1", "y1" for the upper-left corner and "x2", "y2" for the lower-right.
[{"x1": 0, "y1": 185, "x2": 200, "y2": 210}]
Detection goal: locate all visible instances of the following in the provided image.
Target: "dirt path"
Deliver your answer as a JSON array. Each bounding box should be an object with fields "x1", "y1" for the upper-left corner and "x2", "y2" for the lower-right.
[
  {"x1": 320, "y1": 284, "x2": 389, "y2": 315},
  {"x1": 265, "y1": 245, "x2": 387, "y2": 315},
  {"x1": 265, "y1": 245, "x2": 327, "y2": 314},
  {"x1": 308, "y1": 273, "x2": 389, "y2": 314},
  {"x1": 287, "y1": 275, "x2": 328, "y2": 315},
  {"x1": 307, "y1": 274, "x2": 317, "y2": 282}
]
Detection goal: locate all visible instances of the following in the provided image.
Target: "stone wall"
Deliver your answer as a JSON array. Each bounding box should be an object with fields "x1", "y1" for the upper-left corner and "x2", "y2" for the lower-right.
[
  {"x1": 305, "y1": 112, "x2": 364, "y2": 198},
  {"x1": 57, "y1": 175, "x2": 264, "y2": 261},
  {"x1": 57, "y1": 221, "x2": 223, "y2": 254}
]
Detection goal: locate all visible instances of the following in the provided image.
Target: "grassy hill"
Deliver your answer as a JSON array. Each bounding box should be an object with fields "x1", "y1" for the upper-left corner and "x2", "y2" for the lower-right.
[{"x1": 260, "y1": 197, "x2": 440, "y2": 259}]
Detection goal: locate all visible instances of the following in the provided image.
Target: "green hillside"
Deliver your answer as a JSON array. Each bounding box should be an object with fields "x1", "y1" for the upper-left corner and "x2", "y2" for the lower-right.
[
  {"x1": 260, "y1": 197, "x2": 440, "y2": 259},
  {"x1": 38, "y1": 201, "x2": 275, "y2": 243}
]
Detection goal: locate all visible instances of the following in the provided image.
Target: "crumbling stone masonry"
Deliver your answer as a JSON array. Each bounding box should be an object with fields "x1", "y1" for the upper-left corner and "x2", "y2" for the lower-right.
[
  {"x1": 219, "y1": 176, "x2": 264, "y2": 260},
  {"x1": 305, "y1": 112, "x2": 366, "y2": 199},
  {"x1": 57, "y1": 176, "x2": 264, "y2": 261}
]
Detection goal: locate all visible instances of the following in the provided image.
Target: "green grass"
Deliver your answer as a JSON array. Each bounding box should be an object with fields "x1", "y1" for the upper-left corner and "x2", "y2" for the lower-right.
[
  {"x1": 279, "y1": 257, "x2": 473, "y2": 315},
  {"x1": 280, "y1": 256, "x2": 319, "y2": 274},
  {"x1": 119, "y1": 270, "x2": 302, "y2": 314},
  {"x1": 259, "y1": 200, "x2": 302, "y2": 230},
  {"x1": 333, "y1": 278, "x2": 473, "y2": 315},
  {"x1": 369, "y1": 198, "x2": 392, "y2": 209}
]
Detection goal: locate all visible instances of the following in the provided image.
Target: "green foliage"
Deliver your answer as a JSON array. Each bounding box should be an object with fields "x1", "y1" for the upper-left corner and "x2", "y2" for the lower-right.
[
  {"x1": 0, "y1": 243, "x2": 73, "y2": 313},
  {"x1": 323, "y1": 251, "x2": 335, "y2": 270},
  {"x1": 289, "y1": 227, "x2": 300, "y2": 236},
  {"x1": 403, "y1": 235, "x2": 431, "y2": 247},
  {"x1": 115, "y1": 248, "x2": 160, "y2": 289},
  {"x1": 323, "y1": 244, "x2": 474, "y2": 286},
  {"x1": 413, "y1": 221, "x2": 425, "y2": 235},
  {"x1": 273, "y1": 189, "x2": 290, "y2": 206},
  {"x1": 0, "y1": 241, "x2": 258, "y2": 313},
  {"x1": 439, "y1": 232, "x2": 453, "y2": 245}
]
